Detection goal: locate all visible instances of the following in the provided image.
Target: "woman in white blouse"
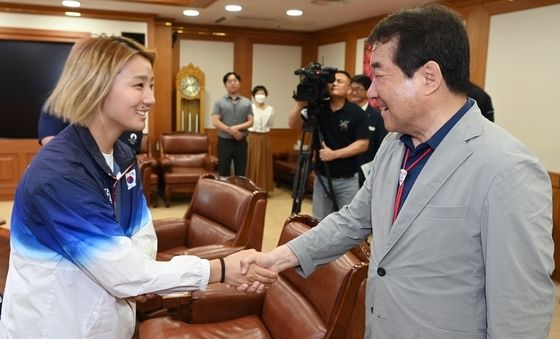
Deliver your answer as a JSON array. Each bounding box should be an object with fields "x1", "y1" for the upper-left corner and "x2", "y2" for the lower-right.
[{"x1": 246, "y1": 85, "x2": 274, "y2": 192}]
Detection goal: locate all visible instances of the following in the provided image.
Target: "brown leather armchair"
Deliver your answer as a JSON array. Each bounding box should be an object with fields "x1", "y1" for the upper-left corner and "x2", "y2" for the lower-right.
[
  {"x1": 158, "y1": 132, "x2": 218, "y2": 207},
  {"x1": 136, "y1": 134, "x2": 159, "y2": 207},
  {"x1": 344, "y1": 279, "x2": 367, "y2": 339},
  {"x1": 139, "y1": 214, "x2": 369, "y2": 339},
  {"x1": 154, "y1": 174, "x2": 267, "y2": 261},
  {"x1": 136, "y1": 174, "x2": 267, "y2": 319},
  {"x1": 0, "y1": 228, "x2": 10, "y2": 293},
  {"x1": 273, "y1": 151, "x2": 314, "y2": 192}
]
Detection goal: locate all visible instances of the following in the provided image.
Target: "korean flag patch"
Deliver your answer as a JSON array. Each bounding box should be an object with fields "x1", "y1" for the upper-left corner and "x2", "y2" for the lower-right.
[{"x1": 125, "y1": 169, "x2": 137, "y2": 190}]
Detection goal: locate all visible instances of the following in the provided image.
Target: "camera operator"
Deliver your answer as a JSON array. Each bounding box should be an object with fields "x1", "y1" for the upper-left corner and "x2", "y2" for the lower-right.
[{"x1": 289, "y1": 70, "x2": 369, "y2": 220}]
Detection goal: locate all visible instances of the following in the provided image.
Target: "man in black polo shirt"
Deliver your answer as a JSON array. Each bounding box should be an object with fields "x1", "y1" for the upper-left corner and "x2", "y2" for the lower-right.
[{"x1": 289, "y1": 70, "x2": 369, "y2": 219}]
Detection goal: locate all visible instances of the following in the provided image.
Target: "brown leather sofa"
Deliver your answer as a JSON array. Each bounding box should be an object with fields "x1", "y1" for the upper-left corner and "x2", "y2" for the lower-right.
[
  {"x1": 137, "y1": 174, "x2": 268, "y2": 319},
  {"x1": 273, "y1": 151, "x2": 314, "y2": 192},
  {"x1": 153, "y1": 174, "x2": 267, "y2": 261},
  {"x1": 139, "y1": 214, "x2": 369, "y2": 339},
  {"x1": 344, "y1": 279, "x2": 367, "y2": 339},
  {"x1": 0, "y1": 228, "x2": 10, "y2": 294},
  {"x1": 158, "y1": 132, "x2": 218, "y2": 207},
  {"x1": 136, "y1": 134, "x2": 159, "y2": 207}
]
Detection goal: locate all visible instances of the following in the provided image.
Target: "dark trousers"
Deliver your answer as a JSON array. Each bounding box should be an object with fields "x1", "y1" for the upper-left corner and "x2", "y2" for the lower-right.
[{"x1": 217, "y1": 137, "x2": 247, "y2": 176}]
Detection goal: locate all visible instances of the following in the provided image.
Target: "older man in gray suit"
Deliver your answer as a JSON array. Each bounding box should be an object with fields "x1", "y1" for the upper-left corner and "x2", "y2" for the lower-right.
[{"x1": 241, "y1": 3, "x2": 555, "y2": 338}]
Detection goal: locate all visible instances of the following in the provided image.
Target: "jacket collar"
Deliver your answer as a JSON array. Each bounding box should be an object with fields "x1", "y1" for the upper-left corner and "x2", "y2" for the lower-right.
[
  {"x1": 382, "y1": 104, "x2": 485, "y2": 257},
  {"x1": 73, "y1": 125, "x2": 136, "y2": 177}
]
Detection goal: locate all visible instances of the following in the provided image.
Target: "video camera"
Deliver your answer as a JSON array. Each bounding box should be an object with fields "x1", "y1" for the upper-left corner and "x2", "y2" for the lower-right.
[
  {"x1": 290, "y1": 63, "x2": 339, "y2": 214},
  {"x1": 293, "y1": 62, "x2": 337, "y2": 105}
]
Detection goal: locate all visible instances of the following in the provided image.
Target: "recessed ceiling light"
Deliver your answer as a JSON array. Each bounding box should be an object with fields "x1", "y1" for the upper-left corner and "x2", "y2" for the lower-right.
[
  {"x1": 286, "y1": 9, "x2": 303, "y2": 17},
  {"x1": 64, "y1": 11, "x2": 81, "y2": 16},
  {"x1": 62, "y1": 0, "x2": 81, "y2": 8},
  {"x1": 183, "y1": 9, "x2": 200, "y2": 17},
  {"x1": 225, "y1": 5, "x2": 242, "y2": 12}
]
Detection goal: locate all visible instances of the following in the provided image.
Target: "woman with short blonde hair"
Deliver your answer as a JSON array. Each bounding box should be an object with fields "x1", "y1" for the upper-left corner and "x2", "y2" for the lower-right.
[{"x1": 1, "y1": 34, "x2": 275, "y2": 339}]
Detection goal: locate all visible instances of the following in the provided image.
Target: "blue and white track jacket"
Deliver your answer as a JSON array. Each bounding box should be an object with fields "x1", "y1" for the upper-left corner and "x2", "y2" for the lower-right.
[{"x1": 0, "y1": 125, "x2": 210, "y2": 338}]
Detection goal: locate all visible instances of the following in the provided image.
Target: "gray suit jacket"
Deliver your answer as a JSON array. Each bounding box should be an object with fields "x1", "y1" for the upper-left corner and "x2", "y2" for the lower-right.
[{"x1": 288, "y1": 105, "x2": 555, "y2": 338}]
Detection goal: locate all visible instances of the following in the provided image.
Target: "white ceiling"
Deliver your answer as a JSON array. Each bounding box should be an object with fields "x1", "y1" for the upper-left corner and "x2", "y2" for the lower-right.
[{"x1": 1, "y1": 0, "x2": 435, "y2": 31}]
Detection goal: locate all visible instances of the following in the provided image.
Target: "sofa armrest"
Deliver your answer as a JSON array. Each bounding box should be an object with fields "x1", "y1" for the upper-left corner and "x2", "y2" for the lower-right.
[
  {"x1": 138, "y1": 159, "x2": 155, "y2": 174},
  {"x1": 190, "y1": 284, "x2": 264, "y2": 323},
  {"x1": 158, "y1": 155, "x2": 173, "y2": 172},
  {"x1": 162, "y1": 292, "x2": 192, "y2": 315},
  {"x1": 153, "y1": 218, "x2": 188, "y2": 251},
  {"x1": 138, "y1": 155, "x2": 157, "y2": 168},
  {"x1": 203, "y1": 154, "x2": 219, "y2": 171},
  {"x1": 135, "y1": 292, "x2": 191, "y2": 322},
  {"x1": 273, "y1": 152, "x2": 289, "y2": 161},
  {"x1": 187, "y1": 245, "x2": 246, "y2": 260}
]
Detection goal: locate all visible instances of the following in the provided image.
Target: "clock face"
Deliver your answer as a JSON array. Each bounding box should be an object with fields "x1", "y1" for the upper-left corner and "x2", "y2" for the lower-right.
[{"x1": 180, "y1": 75, "x2": 200, "y2": 98}]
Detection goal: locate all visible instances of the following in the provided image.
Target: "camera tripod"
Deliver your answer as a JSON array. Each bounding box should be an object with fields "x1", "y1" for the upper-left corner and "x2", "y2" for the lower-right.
[{"x1": 291, "y1": 114, "x2": 338, "y2": 215}]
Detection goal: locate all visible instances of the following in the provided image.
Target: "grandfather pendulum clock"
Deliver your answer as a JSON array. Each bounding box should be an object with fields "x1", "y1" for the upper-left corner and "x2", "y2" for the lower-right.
[{"x1": 176, "y1": 63, "x2": 205, "y2": 133}]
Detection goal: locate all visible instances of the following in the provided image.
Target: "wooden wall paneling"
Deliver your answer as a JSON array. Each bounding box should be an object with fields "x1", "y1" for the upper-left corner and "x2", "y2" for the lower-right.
[
  {"x1": 457, "y1": 4, "x2": 490, "y2": 87},
  {"x1": 268, "y1": 129, "x2": 301, "y2": 156},
  {"x1": 0, "y1": 140, "x2": 40, "y2": 201},
  {"x1": 301, "y1": 38, "x2": 318, "y2": 68},
  {"x1": 484, "y1": 0, "x2": 560, "y2": 14},
  {"x1": 152, "y1": 19, "x2": 174, "y2": 155},
  {"x1": 171, "y1": 29, "x2": 182, "y2": 134},
  {"x1": 345, "y1": 35, "x2": 357, "y2": 75},
  {"x1": 549, "y1": 171, "x2": 560, "y2": 282},
  {"x1": 234, "y1": 35, "x2": 253, "y2": 98},
  {"x1": 0, "y1": 27, "x2": 88, "y2": 42}
]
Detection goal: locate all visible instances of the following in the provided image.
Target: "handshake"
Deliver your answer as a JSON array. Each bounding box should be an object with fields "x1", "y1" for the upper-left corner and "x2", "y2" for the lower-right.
[{"x1": 217, "y1": 245, "x2": 299, "y2": 294}]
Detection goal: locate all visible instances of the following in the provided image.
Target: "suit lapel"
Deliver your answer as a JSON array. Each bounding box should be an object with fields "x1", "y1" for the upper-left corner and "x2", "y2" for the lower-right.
[{"x1": 381, "y1": 107, "x2": 484, "y2": 258}]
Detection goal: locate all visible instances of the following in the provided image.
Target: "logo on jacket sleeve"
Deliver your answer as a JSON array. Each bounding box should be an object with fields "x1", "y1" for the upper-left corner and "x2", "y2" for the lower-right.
[{"x1": 125, "y1": 169, "x2": 137, "y2": 190}]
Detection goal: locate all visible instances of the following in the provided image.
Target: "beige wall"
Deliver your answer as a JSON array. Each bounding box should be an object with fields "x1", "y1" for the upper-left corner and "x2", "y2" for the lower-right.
[
  {"x1": 355, "y1": 37, "x2": 368, "y2": 75},
  {"x1": 318, "y1": 41, "x2": 346, "y2": 70},
  {"x1": 486, "y1": 3, "x2": 560, "y2": 171},
  {"x1": 252, "y1": 44, "x2": 302, "y2": 127}
]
